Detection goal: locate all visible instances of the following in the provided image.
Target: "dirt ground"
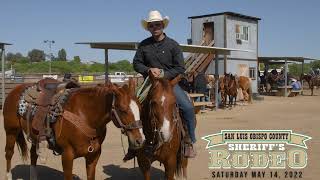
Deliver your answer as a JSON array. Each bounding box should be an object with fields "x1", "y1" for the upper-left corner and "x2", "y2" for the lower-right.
[{"x1": 0, "y1": 89, "x2": 319, "y2": 180}]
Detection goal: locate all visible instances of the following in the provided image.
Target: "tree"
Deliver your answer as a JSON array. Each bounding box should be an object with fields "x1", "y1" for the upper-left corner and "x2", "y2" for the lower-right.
[
  {"x1": 109, "y1": 60, "x2": 134, "y2": 73},
  {"x1": 58, "y1": 48, "x2": 67, "y2": 61},
  {"x1": 311, "y1": 60, "x2": 320, "y2": 69},
  {"x1": 73, "y1": 56, "x2": 81, "y2": 63},
  {"x1": 6, "y1": 52, "x2": 23, "y2": 64},
  {"x1": 28, "y1": 49, "x2": 45, "y2": 62}
]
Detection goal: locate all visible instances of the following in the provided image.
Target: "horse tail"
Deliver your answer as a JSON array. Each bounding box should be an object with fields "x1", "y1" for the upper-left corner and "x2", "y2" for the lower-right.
[
  {"x1": 16, "y1": 130, "x2": 28, "y2": 161},
  {"x1": 248, "y1": 79, "x2": 253, "y2": 103},
  {"x1": 175, "y1": 143, "x2": 183, "y2": 177},
  {"x1": 175, "y1": 123, "x2": 187, "y2": 177}
]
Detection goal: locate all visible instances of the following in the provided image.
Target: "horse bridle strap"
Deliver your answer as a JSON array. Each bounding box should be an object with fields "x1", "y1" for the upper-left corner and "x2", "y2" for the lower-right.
[
  {"x1": 62, "y1": 110, "x2": 97, "y2": 138},
  {"x1": 111, "y1": 93, "x2": 143, "y2": 131}
]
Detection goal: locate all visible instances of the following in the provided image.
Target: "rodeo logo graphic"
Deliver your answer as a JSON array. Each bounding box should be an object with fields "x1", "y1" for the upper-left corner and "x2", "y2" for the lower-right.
[{"x1": 202, "y1": 130, "x2": 312, "y2": 179}]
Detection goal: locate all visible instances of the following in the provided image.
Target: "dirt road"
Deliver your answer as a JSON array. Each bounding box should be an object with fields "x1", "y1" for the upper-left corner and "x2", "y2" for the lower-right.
[{"x1": 1, "y1": 89, "x2": 319, "y2": 180}]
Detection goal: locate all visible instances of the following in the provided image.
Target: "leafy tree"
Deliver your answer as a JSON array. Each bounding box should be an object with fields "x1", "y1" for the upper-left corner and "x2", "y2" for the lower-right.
[
  {"x1": 58, "y1": 48, "x2": 67, "y2": 61},
  {"x1": 28, "y1": 49, "x2": 45, "y2": 62},
  {"x1": 6, "y1": 52, "x2": 23, "y2": 64},
  {"x1": 73, "y1": 56, "x2": 81, "y2": 63},
  {"x1": 311, "y1": 60, "x2": 320, "y2": 69},
  {"x1": 109, "y1": 60, "x2": 134, "y2": 73}
]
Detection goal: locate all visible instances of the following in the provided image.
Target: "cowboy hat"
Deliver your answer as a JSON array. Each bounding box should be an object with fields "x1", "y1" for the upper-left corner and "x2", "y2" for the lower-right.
[
  {"x1": 141, "y1": 10, "x2": 169, "y2": 31},
  {"x1": 291, "y1": 78, "x2": 297, "y2": 82}
]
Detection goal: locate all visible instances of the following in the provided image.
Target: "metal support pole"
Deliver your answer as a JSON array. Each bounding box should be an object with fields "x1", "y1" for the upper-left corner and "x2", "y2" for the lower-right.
[
  {"x1": 104, "y1": 49, "x2": 109, "y2": 83},
  {"x1": 44, "y1": 40, "x2": 54, "y2": 74},
  {"x1": 1, "y1": 48, "x2": 5, "y2": 108},
  {"x1": 214, "y1": 53, "x2": 219, "y2": 111},
  {"x1": 49, "y1": 42, "x2": 52, "y2": 74},
  {"x1": 284, "y1": 59, "x2": 288, "y2": 97},
  {"x1": 301, "y1": 60, "x2": 304, "y2": 95}
]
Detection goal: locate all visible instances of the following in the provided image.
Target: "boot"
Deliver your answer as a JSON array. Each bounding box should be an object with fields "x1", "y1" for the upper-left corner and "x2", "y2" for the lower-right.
[
  {"x1": 123, "y1": 148, "x2": 136, "y2": 162},
  {"x1": 184, "y1": 143, "x2": 197, "y2": 158}
]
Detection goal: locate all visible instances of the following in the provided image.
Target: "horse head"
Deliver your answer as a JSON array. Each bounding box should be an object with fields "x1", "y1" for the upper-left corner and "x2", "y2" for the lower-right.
[
  {"x1": 109, "y1": 78, "x2": 145, "y2": 150},
  {"x1": 144, "y1": 71, "x2": 181, "y2": 144},
  {"x1": 228, "y1": 74, "x2": 237, "y2": 88}
]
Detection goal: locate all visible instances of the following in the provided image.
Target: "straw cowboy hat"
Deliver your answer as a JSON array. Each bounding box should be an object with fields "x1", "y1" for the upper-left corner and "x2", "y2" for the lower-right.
[{"x1": 141, "y1": 10, "x2": 169, "y2": 30}]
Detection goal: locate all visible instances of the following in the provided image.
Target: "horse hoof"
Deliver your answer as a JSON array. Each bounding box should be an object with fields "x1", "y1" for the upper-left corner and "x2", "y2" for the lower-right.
[
  {"x1": 73, "y1": 175, "x2": 81, "y2": 179},
  {"x1": 6, "y1": 172, "x2": 12, "y2": 180}
]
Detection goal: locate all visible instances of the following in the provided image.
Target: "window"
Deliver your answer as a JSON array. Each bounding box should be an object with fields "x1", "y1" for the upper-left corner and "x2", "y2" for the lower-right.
[
  {"x1": 249, "y1": 67, "x2": 256, "y2": 79},
  {"x1": 236, "y1": 25, "x2": 249, "y2": 41}
]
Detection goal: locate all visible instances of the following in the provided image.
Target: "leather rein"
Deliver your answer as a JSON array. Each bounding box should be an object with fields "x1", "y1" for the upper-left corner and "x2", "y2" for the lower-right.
[
  {"x1": 147, "y1": 81, "x2": 180, "y2": 148},
  {"x1": 110, "y1": 93, "x2": 143, "y2": 134}
]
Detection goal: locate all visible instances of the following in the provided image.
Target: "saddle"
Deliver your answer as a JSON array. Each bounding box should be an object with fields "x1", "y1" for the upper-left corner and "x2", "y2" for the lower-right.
[{"x1": 24, "y1": 78, "x2": 80, "y2": 138}]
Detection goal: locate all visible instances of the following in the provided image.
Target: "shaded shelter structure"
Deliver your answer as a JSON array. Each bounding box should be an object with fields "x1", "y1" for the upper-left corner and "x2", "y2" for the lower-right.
[
  {"x1": 258, "y1": 56, "x2": 319, "y2": 96},
  {"x1": 0, "y1": 42, "x2": 12, "y2": 108},
  {"x1": 188, "y1": 12, "x2": 261, "y2": 94},
  {"x1": 77, "y1": 42, "x2": 250, "y2": 110}
]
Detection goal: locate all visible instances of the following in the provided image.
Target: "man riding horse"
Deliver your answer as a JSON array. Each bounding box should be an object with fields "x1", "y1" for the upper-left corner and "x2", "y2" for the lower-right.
[{"x1": 124, "y1": 10, "x2": 197, "y2": 161}]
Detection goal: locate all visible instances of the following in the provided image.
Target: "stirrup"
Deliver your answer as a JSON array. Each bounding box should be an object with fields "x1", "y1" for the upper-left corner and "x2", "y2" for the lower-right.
[{"x1": 184, "y1": 144, "x2": 197, "y2": 158}]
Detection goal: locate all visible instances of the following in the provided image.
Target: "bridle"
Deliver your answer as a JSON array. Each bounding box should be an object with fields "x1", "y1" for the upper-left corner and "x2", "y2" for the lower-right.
[
  {"x1": 147, "y1": 84, "x2": 179, "y2": 148},
  {"x1": 110, "y1": 93, "x2": 143, "y2": 135}
]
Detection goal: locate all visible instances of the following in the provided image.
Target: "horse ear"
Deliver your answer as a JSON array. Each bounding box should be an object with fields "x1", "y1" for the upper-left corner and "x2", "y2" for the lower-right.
[
  {"x1": 108, "y1": 83, "x2": 120, "y2": 96},
  {"x1": 128, "y1": 77, "x2": 136, "y2": 97},
  {"x1": 122, "y1": 84, "x2": 129, "y2": 91},
  {"x1": 170, "y1": 74, "x2": 182, "y2": 86},
  {"x1": 149, "y1": 70, "x2": 156, "y2": 82}
]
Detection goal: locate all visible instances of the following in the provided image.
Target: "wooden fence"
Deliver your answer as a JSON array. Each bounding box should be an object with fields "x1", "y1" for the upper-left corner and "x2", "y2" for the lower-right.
[{"x1": 0, "y1": 76, "x2": 144, "y2": 109}]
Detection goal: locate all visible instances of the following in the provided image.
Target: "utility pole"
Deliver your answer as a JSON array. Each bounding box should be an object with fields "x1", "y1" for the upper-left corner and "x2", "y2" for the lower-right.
[{"x1": 44, "y1": 40, "x2": 55, "y2": 74}]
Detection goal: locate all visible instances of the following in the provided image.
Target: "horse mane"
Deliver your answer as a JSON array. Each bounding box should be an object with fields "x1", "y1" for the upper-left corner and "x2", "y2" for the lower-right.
[{"x1": 70, "y1": 85, "x2": 114, "y2": 97}]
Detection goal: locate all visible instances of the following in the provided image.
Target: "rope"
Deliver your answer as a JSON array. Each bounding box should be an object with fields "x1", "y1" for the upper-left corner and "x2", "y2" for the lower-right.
[
  {"x1": 120, "y1": 131, "x2": 126, "y2": 156},
  {"x1": 136, "y1": 69, "x2": 164, "y2": 103}
]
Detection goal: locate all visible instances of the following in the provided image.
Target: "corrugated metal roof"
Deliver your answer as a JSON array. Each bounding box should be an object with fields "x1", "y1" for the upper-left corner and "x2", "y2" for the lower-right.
[
  {"x1": 76, "y1": 42, "x2": 252, "y2": 54},
  {"x1": 258, "y1": 56, "x2": 320, "y2": 63},
  {"x1": 188, "y1": 11, "x2": 261, "y2": 21},
  {"x1": 0, "y1": 42, "x2": 12, "y2": 49}
]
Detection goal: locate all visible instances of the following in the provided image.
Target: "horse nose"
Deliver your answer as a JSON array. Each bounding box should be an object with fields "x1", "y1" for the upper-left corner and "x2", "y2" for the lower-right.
[{"x1": 135, "y1": 139, "x2": 144, "y2": 146}]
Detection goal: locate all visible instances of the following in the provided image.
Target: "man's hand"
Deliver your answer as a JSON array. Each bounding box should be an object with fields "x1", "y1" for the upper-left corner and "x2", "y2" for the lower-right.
[{"x1": 149, "y1": 68, "x2": 161, "y2": 77}]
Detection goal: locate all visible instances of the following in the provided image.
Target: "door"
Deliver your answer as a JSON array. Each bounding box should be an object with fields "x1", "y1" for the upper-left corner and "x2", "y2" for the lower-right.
[{"x1": 202, "y1": 22, "x2": 214, "y2": 45}]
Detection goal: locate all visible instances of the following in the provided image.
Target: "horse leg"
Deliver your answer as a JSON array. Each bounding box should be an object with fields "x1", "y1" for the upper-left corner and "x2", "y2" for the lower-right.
[
  {"x1": 228, "y1": 95, "x2": 232, "y2": 108},
  {"x1": 137, "y1": 155, "x2": 151, "y2": 180},
  {"x1": 85, "y1": 149, "x2": 101, "y2": 180},
  {"x1": 61, "y1": 148, "x2": 75, "y2": 180},
  {"x1": 5, "y1": 132, "x2": 17, "y2": 180},
  {"x1": 182, "y1": 158, "x2": 188, "y2": 180},
  {"x1": 243, "y1": 91, "x2": 249, "y2": 102},
  {"x1": 30, "y1": 144, "x2": 38, "y2": 180},
  {"x1": 164, "y1": 155, "x2": 177, "y2": 180}
]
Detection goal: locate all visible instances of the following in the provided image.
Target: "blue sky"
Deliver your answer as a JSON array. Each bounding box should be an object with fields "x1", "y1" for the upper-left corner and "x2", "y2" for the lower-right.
[{"x1": 1, "y1": 0, "x2": 319, "y2": 63}]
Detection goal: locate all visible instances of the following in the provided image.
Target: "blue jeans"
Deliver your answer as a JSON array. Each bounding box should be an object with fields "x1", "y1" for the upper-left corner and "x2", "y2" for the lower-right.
[{"x1": 174, "y1": 85, "x2": 196, "y2": 143}]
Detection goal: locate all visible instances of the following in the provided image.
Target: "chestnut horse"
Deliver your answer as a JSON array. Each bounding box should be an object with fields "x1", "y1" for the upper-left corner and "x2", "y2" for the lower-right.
[
  {"x1": 136, "y1": 74, "x2": 188, "y2": 180},
  {"x1": 238, "y1": 76, "x2": 253, "y2": 103},
  {"x1": 300, "y1": 74, "x2": 320, "y2": 96},
  {"x1": 3, "y1": 79, "x2": 145, "y2": 180},
  {"x1": 219, "y1": 73, "x2": 233, "y2": 107},
  {"x1": 226, "y1": 74, "x2": 238, "y2": 107}
]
